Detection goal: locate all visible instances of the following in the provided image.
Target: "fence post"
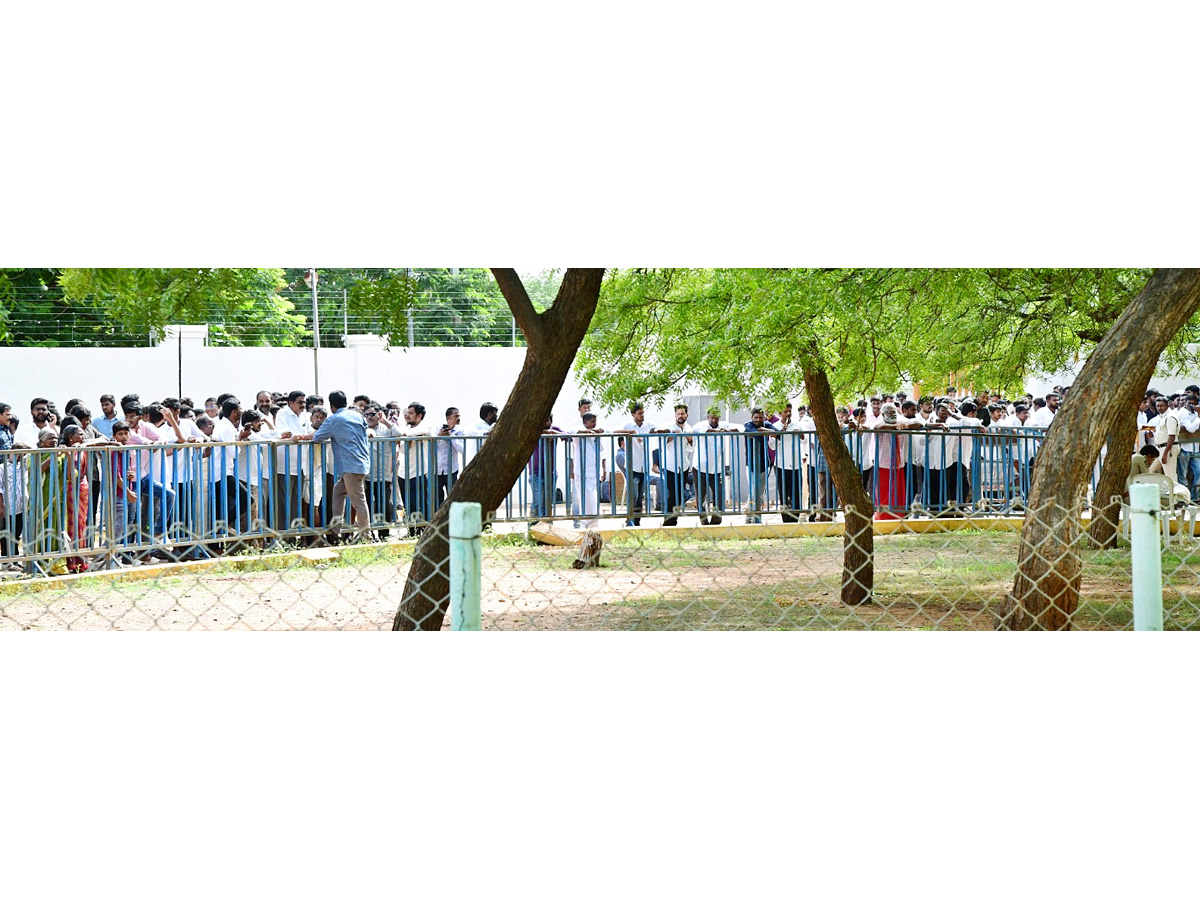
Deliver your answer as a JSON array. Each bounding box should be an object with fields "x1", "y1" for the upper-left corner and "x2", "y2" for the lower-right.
[
  {"x1": 450, "y1": 501, "x2": 482, "y2": 631},
  {"x1": 1130, "y1": 482, "x2": 1164, "y2": 631}
]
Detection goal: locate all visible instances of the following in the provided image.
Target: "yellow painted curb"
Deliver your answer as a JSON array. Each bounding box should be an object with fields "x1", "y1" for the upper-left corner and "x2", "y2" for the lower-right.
[
  {"x1": 0, "y1": 546, "x2": 346, "y2": 597},
  {"x1": 529, "y1": 515, "x2": 1030, "y2": 546}
]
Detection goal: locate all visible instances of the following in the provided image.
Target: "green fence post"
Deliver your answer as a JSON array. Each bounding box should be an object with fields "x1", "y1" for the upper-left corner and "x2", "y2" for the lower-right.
[
  {"x1": 1130, "y1": 483, "x2": 1164, "y2": 631},
  {"x1": 450, "y1": 501, "x2": 482, "y2": 631}
]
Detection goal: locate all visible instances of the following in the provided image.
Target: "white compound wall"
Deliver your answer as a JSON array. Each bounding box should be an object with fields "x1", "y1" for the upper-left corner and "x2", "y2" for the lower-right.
[{"x1": 0, "y1": 341, "x2": 678, "y2": 430}]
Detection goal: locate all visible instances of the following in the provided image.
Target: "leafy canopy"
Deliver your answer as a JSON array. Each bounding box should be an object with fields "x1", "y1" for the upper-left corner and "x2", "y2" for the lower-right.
[
  {"x1": 58, "y1": 268, "x2": 304, "y2": 346},
  {"x1": 576, "y1": 268, "x2": 1160, "y2": 408}
]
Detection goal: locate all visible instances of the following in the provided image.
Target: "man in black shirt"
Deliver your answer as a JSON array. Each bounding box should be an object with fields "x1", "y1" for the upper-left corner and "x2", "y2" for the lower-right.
[{"x1": 743, "y1": 407, "x2": 778, "y2": 525}]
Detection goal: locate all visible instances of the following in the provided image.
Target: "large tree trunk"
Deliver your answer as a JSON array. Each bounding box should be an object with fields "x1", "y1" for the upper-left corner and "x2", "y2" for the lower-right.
[
  {"x1": 803, "y1": 362, "x2": 874, "y2": 605},
  {"x1": 393, "y1": 269, "x2": 605, "y2": 630},
  {"x1": 998, "y1": 269, "x2": 1200, "y2": 630},
  {"x1": 1086, "y1": 413, "x2": 1140, "y2": 549}
]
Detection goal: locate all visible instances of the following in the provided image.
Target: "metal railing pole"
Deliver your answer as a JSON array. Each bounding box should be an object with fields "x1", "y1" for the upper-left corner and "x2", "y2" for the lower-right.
[
  {"x1": 449, "y1": 501, "x2": 482, "y2": 631},
  {"x1": 1130, "y1": 482, "x2": 1164, "y2": 631}
]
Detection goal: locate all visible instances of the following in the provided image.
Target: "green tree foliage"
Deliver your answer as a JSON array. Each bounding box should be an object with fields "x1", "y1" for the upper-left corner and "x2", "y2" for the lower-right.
[
  {"x1": 54, "y1": 268, "x2": 305, "y2": 346},
  {"x1": 521, "y1": 269, "x2": 564, "y2": 311},
  {"x1": 576, "y1": 268, "x2": 1162, "y2": 407},
  {"x1": 404, "y1": 268, "x2": 518, "y2": 346},
  {"x1": 282, "y1": 267, "x2": 521, "y2": 347},
  {"x1": 0, "y1": 267, "x2": 568, "y2": 350}
]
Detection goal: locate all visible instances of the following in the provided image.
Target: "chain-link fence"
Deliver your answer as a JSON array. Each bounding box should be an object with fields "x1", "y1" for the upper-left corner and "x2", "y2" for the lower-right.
[{"x1": 1, "y1": 484, "x2": 1195, "y2": 630}]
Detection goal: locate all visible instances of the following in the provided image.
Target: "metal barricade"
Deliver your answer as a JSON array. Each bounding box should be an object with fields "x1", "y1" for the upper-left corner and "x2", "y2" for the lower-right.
[{"x1": 0, "y1": 426, "x2": 1057, "y2": 578}]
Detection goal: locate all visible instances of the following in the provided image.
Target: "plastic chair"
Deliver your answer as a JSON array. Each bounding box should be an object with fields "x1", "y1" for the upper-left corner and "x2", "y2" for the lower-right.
[{"x1": 1122, "y1": 474, "x2": 1199, "y2": 547}]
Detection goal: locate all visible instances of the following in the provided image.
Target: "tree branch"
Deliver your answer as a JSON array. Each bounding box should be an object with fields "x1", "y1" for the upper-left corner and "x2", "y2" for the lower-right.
[{"x1": 490, "y1": 268, "x2": 543, "y2": 347}]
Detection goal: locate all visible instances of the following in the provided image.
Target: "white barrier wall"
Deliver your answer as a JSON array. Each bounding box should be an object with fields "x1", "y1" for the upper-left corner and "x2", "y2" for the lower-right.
[{"x1": 0, "y1": 342, "x2": 664, "y2": 430}]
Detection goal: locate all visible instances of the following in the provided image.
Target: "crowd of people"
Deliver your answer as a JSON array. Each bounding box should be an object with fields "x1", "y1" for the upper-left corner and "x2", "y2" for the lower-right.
[
  {"x1": 0, "y1": 389, "x2": 498, "y2": 573},
  {"x1": 0, "y1": 379, "x2": 1197, "y2": 574},
  {"x1": 1131, "y1": 384, "x2": 1200, "y2": 504},
  {"x1": 551, "y1": 388, "x2": 1061, "y2": 529},
  {"x1": 549, "y1": 383, "x2": 1200, "y2": 527}
]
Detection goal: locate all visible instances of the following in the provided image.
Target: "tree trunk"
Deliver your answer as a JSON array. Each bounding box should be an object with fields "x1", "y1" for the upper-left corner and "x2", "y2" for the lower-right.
[
  {"x1": 802, "y1": 362, "x2": 875, "y2": 605},
  {"x1": 393, "y1": 269, "x2": 606, "y2": 630},
  {"x1": 1086, "y1": 413, "x2": 1140, "y2": 549},
  {"x1": 998, "y1": 269, "x2": 1200, "y2": 630}
]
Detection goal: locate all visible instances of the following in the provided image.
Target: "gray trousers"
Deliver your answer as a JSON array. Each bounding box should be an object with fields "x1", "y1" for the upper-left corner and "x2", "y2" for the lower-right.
[{"x1": 332, "y1": 472, "x2": 371, "y2": 533}]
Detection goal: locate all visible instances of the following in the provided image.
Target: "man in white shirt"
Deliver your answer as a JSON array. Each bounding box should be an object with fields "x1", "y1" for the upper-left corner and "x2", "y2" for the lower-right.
[
  {"x1": 571, "y1": 412, "x2": 606, "y2": 528},
  {"x1": 254, "y1": 391, "x2": 276, "y2": 430},
  {"x1": 1001, "y1": 403, "x2": 1040, "y2": 503},
  {"x1": 857, "y1": 396, "x2": 884, "y2": 492},
  {"x1": 273, "y1": 390, "x2": 310, "y2": 534},
  {"x1": 864, "y1": 396, "x2": 884, "y2": 428},
  {"x1": 614, "y1": 402, "x2": 657, "y2": 526},
  {"x1": 459, "y1": 401, "x2": 497, "y2": 476},
  {"x1": 150, "y1": 401, "x2": 204, "y2": 546},
  {"x1": 977, "y1": 404, "x2": 1017, "y2": 506},
  {"x1": 238, "y1": 409, "x2": 277, "y2": 536},
  {"x1": 400, "y1": 402, "x2": 434, "y2": 535},
  {"x1": 434, "y1": 407, "x2": 467, "y2": 511},
  {"x1": 1173, "y1": 387, "x2": 1200, "y2": 501},
  {"x1": 923, "y1": 403, "x2": 955, "y2": 512},
  {"x1": 211, "y1": 397, "x2": 252, "y2": 536},
  {"x1": 945, "y1": 401, "x2": 984, "y2": 510},
  {"x1": 693, "y1": 405, "x2": 737, "y2": 525},
  {"x1": 365, "y1": 405, "x2": 402, "y2": 539},
  {"x1": 471, "y1": 402, "x2": 498, "y2": 436},
  {"x1": 1027, "y1": 396, "x2": 1055, "y2": 429},
  {"x1": 907, "y1": 398, "x2": 939, "y2": 509},
  {"x1": 773, "y1": 402, "x2": 805, "y2": 522},
  {"x1": 655, "y1": 402, "x2": 694, "y2": 526},
  {"x1": 14, "y1": 397, "x2": 54, "y2": 448},
  {"x1": 1136, "y1": 395, "x2": 1154, "y2": 452},
  {"x1": 124, "y1": 400, "x2": 189, "y2": 548},
  {"x1": 795, "y1": 404, "x2": 816, "y2": 513}
]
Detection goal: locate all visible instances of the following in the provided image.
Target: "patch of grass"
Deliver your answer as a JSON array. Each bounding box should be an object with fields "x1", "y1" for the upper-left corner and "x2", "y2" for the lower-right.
[{"x1": 10, "y1": 524, "x2": 1198, "y2": 630}]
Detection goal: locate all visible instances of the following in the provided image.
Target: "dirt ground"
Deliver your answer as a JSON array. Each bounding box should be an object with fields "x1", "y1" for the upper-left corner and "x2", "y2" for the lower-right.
[{"x1": 1, "y1": 531, "x2": 1196, "y2": 630}]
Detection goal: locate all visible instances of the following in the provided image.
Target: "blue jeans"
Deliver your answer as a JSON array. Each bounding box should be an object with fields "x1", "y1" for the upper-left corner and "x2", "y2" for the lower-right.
[
  {"x1": 1178, "y1": 449, "x2": 1200, "y2": 502},
  {"x1": 137, "y1": 477, "x2": 175, "y2": 542},
  {"x1": 747, "y1": 468, "x2": 768, "y2": 523},
  {"x1": 625, "y1": 469, "x2": 647, "y2": 525},
  {"x1": 530, "y1": 471, "x2": 556, "y2": 518}
]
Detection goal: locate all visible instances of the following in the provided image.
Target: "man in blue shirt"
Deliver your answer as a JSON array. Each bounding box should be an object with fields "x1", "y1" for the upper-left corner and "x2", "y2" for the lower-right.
[
  {"x1": 298, "y1": 390, "x2": 371, "y2": 540},
  {"x1": 93, "y1": 394, "x2": 121, "y2": 439}
]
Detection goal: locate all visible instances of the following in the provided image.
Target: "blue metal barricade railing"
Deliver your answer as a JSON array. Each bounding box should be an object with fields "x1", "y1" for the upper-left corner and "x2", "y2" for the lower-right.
[{"x1": 0, "y1": 426, "x2": 1055, "y2": 574}]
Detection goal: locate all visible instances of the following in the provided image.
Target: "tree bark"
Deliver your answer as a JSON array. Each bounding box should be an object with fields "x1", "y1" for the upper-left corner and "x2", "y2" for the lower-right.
[
  {"x1": 998, "y1": 269, "x2": 1200, "y2": 630},
  {"x1": 392, "y1": 268, "x2": 606, "y2": 630},
  {"x1": 802, "y1": 362, "x2": 875, "y2": 605},
  {"x1": 1086, "y1": 413, "x2": 1140, "y2": 549}
]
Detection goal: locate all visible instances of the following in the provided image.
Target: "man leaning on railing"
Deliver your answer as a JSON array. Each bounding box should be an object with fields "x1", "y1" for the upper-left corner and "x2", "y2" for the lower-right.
[{"x1": 294, "y1": 390, "x2": 371, "y2": 542}]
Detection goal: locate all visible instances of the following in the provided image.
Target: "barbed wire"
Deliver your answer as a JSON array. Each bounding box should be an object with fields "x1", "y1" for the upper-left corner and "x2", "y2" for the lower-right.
[{"x1": 0, "y1": 289, "x2": 528, "y2": 347}]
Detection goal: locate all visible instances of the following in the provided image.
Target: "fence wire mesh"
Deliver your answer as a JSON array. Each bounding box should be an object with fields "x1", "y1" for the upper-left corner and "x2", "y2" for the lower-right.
[{"x1": 2, "y1": 494, "x2": 1198, "y2": 630}]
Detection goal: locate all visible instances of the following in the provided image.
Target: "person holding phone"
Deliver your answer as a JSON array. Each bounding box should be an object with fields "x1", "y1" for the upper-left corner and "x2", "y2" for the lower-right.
[{"x1": 434, "y1": 407, "x2": 466, "y2": 511}]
